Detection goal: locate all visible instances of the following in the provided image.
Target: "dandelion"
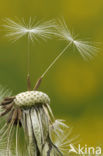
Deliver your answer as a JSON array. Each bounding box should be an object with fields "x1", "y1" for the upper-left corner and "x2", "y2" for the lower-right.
[
  {"x1": 1, "y1": 17, "x2": 98, "y2": 156},
  {"x1": 2, "y1": 17, "x2": 75, "y2": 156}
]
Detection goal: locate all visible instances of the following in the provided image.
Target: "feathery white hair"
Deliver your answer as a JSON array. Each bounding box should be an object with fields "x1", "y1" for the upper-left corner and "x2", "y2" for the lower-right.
[
  {"x1": 3, "y1": 17, "x2": 56, "y2": 42},
  {"x1": 50, "y1": 119, "x2": 79, "y2": 155},
  {"x1": 0, "y1": 85, "x2": 12, "y2": 103},
  {"x1": 56, "y1": 19, "x2": 98, "y2": 60}
]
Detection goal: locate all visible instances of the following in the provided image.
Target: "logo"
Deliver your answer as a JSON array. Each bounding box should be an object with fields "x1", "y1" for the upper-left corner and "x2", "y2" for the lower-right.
[{"x1": 69, "y1": 144, "x2": 102, "y2": 155}]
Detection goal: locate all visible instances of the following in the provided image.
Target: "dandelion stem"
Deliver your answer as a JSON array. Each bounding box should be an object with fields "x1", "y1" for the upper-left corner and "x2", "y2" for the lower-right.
[
  {"x1": 27, "y1": 35, "x2": 32, "y2": 91},
  {"x1": 33, "y1": 43, "x2": 70, "y2": 90},
  {"x1": 41, "y1": 43, "x2": 70, "y2": 78},
  {"x1": 34, "y1": 77, "x2": 42, "y2": 90},
  {"x1": 27, "y1": 35, "x2": 30, "y2": 78},
  {"x1": 27, "y1": 74, "x2": 31, "y2": 91}
]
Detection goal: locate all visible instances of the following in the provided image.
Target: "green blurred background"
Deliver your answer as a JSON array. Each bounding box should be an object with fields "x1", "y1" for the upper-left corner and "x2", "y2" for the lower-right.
[{"x1": 0, "y1": 0, "x2": 103, "y2": 148}]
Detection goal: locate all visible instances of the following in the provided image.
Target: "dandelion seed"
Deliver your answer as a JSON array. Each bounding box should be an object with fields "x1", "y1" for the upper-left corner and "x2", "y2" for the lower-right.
[
  {"x1": 3, "y1": 17, "x2": 56, "y2": 42},
  {"x1": 3, "y1": 17, "x2": 56, "y2": 85},
  {"x1": 36, "y1": 19, "x2": 98, "y2": 81},
  {"x1": 56, "y1": 19, "x2": 98, "y2": 59}
]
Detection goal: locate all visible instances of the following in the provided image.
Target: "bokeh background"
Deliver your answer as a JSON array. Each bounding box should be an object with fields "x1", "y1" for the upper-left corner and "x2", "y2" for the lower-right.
[{"x1": 0, "y1": 0, "x2": 103, "y2": 149}]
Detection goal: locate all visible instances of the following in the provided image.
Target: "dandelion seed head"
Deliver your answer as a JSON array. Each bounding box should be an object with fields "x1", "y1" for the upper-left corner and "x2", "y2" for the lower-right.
[
  {"x1": 14, "y1": 91, "x2": 50, "y2": 107},
  {"x1": 0, "y1": 87, "x2": 77, "y2": 155},
  {"x1": 0, "y1": 89, "x2": 63, "y2": 155}
]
